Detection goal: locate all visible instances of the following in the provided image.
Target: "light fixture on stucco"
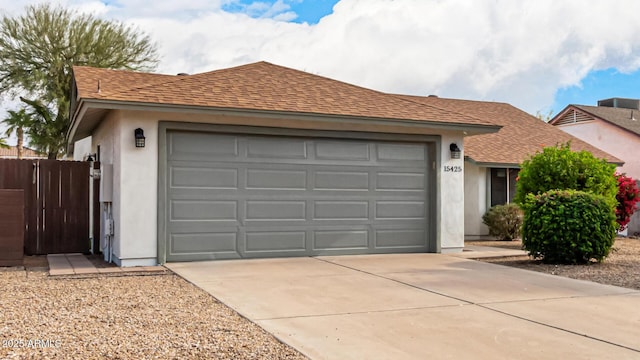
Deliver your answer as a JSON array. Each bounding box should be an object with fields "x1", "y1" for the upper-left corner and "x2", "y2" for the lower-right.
[
  {"x1": 134, "y1": 128, "x2": 146, "y2": 148},
  {"x1": 450, "y1": 143, "x2": 461, "y2": 159}
]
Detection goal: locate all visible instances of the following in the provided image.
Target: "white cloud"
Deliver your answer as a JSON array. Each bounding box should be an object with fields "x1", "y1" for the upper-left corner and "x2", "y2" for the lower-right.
[{"x1": 3, "y1": 0, "x2": 640, "y2": 119}]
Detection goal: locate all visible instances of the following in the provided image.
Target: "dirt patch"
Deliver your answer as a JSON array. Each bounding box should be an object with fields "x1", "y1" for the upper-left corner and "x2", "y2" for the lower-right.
[
  {"x1": 22, "y1": 255, "x2": 48, "y2": 270},
  {"x1": 475, "y1": 237, "x2": 640, "y2": 291}
]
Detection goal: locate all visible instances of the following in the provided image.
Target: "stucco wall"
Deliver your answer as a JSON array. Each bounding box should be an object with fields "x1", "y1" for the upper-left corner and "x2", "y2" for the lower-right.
[
  {"x1": 556, "y1": 120, "x2": 640, "y2": 178},
  {"x1": 72, "y1": 137, "x2": 92, "y2": 161},
  {"x1": 78, "y1": 108, "x2": 469, "y2": 265},
  {"x1": 464, "y1": 162, "x2": 489, "y2": 239},
  {"x1": 85, "y1": 112, "x2": 121, "y2": 262},
  {"x1": 438, "y1": 133, "x2": 466, "y2": 252}
]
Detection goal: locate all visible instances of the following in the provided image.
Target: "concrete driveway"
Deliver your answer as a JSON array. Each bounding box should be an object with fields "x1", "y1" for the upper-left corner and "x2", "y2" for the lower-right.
[{"x1": 166, "y1": 254, "x2": 640, "y2": 359}]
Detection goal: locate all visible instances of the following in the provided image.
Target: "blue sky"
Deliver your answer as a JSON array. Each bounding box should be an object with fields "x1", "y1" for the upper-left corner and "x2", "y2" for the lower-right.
[
  {"x1": 223, "y1": 0, "x2": 336, "y2": 24},
  {"x1": 552, "y1": 69, "x2": 640, "y2": 113}
]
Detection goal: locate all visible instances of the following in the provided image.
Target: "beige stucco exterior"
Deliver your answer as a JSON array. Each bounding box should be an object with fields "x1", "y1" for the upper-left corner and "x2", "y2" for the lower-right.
[
  {"x1": 463, "y1": 162, "x2": 490, "y2": 239},
  {"x1": 75, "y1": 109, "x2": 468, "y2": 266}
]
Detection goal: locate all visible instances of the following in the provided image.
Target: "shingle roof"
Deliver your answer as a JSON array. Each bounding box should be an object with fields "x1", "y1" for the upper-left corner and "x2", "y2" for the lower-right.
[
  {"x1": 0, "y1": 146, "x2": 45, "y2": 159},
  {"x1": 395, "y1": 96, "x2": 622, "y2": 165},
  {"x1": 572, "y1": 105, "x2": 640, "y2": 136},
  {"x1": 72, "y1": 62, "x2": 496, "y2": 128}
]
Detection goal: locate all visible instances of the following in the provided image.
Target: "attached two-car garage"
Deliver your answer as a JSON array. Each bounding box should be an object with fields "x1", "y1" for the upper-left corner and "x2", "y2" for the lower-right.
[
  {"x1": 70, "y1": 62, "x2": 496, "y2": 267},
  {"x1": 160, "y1": 127, "x2": 437, "y2": 262}
]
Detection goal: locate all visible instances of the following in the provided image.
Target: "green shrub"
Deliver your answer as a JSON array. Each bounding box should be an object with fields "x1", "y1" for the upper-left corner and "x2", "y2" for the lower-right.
[
  {"x1": 521, "y1": 190, "x2": 616, "y2": 264},
  {"x1": 513, "y1": 143, "x2": 617, "y2": 207},
  {"x1": 482, "y1": 203, "x2": 523, "y2": 241}
]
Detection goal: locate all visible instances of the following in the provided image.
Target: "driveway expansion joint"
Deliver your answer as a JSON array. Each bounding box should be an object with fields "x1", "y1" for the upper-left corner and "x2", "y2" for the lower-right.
[
  {"x1": 312, "y1": 256, "x2": 474, "y2": 305},
  {"x1": 254, "y1": 303, "x2": 474, "y2": 322}
]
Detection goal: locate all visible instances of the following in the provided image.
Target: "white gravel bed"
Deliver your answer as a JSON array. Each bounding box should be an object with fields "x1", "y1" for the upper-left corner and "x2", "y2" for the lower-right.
[{"x1": 0, "y1": 271, "x2": 306, "y2": 359}]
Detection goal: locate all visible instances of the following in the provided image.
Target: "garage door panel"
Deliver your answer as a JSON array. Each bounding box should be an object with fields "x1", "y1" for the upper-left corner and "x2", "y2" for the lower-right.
[
  {"x1": 171, "y1": 167, "x2": 238, "y2": 189},
  {"x1": 376, "y1": 201, "x2": 425, "y2": 219},
  {"x1": 376, "y1": 143, "x2": 425, "y2": 161},
  {"x1": 313, "y1": 230, "x2": 369, "y2": 250},
  {"x1": 246, "y1": 200, "x2": 306, "y2": 220},
  {"x1": 171, "y1": 232, "x2": 237, "y2": 254},
  {"x1": 245, "y1": 231, "x2": 306, "y2": 252},
  {"x1": 246, "y1": 169, "x2": 307, "y2": 189},
  {"x1": 170, "y1": 132, "x2": 239, "y2": 158},
  {"x1": 313, "y1": 201, "x2": 369, "y2": 220},
  {"x1": 375, "y1": 229, "x2": 426, "y2": 248},
  {"x1": 246, "y1": 137, "x2": 307, "y2": 159},
  {"x1": 164, "y1": 131, "x2": 432, "y2": 261},
  {"x1": 171, "y1": 200, "x2": 237, "y2": 221},
  {"x1": 315, "y1": 141, "x2": 370, "y2": 161},
  {"x1": 314, "y1": 171, "x2": 370, "y2": 190},
  {"x1": 377, "y1": 172, "x2": 425, "y2": 190}
]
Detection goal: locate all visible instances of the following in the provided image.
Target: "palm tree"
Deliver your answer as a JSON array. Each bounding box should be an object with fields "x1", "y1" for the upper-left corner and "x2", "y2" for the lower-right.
[
  {"x1": 0, "y1": 137, "x2": 9, "y2": 149},
  {"x1": 20, "y1": 98, "x2": 67, "y2": 159},
  {"x1": 2, "y1": 108, "x2": 31, "y2": 158}
]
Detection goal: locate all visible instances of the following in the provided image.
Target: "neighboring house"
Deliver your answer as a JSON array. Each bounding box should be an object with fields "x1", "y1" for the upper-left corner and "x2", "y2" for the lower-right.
[
  {"x1": 0, "y1": 146, "x2": 46, "y2": 159},
  {"x1": 395, "y1": 96, "x2": 621, "y2": 239},
  {"x1": 68, "y1": 61, "x2": 501, "y2": 266},
  {"x1": 550, "y1": 98, "x2": 640, "y2": 236}
]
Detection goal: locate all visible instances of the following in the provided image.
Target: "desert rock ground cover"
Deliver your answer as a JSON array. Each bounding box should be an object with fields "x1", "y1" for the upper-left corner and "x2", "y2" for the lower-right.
[
  {"x1": 3, "y1": 237, "x2": 638, "y2": 359},
  {"x1": 474, "y1": 237, "x2": 640, "y2": 291},
  {"x1": 0, "y1": 271, "x2": 306, "y2": 359}
]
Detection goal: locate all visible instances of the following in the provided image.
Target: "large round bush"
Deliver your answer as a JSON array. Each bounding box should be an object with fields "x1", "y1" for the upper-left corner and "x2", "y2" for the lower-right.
[
  {"x1": 522, "y1": 190, "x2": 616, "y2": 264},
  {"x1": 514, "y1": 143, "x2": 617, "y2": 207}
]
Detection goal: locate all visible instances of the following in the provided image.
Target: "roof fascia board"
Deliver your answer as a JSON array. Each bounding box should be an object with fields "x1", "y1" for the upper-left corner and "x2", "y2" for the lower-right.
[
  {"x1": 74, "y1": 98, "x2": 502, "y2": 133},
  {"x1": 465, "y1": 156, "x2": 623, "y2": 168},
  {"x1": 67, "y1": 100, "x2": 89, "y2": 142},
  {"x1": 464, "y1": 157, "x2": 520, "y2": 168}
]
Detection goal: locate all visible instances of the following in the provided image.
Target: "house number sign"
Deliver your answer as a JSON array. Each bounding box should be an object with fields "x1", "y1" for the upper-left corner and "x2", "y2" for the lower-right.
[{"x1": 444, "y1": 165, "x2": 462, "y2": 173}]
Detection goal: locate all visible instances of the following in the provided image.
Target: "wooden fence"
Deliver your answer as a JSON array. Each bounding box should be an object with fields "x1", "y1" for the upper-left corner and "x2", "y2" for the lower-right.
[{"x1": 0, "y1": 159, "x2": 97, "y2": 255}]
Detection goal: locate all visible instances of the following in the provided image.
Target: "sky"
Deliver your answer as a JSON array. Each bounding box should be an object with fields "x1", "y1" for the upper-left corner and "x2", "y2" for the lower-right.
[{"x1": 2, "y1": 0, "x2": 640, "y2": 143}]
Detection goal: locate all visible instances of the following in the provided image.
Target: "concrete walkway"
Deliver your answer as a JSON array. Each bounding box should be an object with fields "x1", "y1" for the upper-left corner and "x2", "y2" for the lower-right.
[
  {"x1": 47, "y1": 254, "x2": 166, "y2": 276},
  {"x1": 450, "y1": 245, "x2": 527, "y2": 259},
  {"x1": 167, "y1": 253, "x2": 640, "y2": 360}
]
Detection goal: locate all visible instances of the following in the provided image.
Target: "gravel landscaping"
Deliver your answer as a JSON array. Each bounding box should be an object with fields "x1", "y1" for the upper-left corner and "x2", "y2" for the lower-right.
[
  {"x1": 3, "y1": 237, "x2": 638, "y2": 359},
  {"x1": 472, "y1": 237, "x2": 640, "y2": 291},
  {"x1": 0, "y1": 271, "x2": 306, "y2": 360}
]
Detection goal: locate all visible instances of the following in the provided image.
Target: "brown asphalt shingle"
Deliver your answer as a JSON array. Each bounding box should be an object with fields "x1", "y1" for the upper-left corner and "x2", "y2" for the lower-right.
[
  {"x1": 72, "y1": 62, "x2": 495, "y2": 127},
  {"x1": 73, "y1": 61, "x2": 616, "y2": 166},
  {"x1": 573, "y1": 105, "x2": 640, "y2": 136},
  {"x1": 396, "y1": 96, "x2": 621, "y2": 165}
]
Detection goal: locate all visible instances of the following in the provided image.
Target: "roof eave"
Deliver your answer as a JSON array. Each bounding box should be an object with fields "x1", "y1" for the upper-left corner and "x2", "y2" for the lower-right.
[
  {"x1": 464, "y1": 156, "x2": 521, "y2": 168},
  {"x1": 68, "y1": 99, "x2": 502, "y2": 144}
]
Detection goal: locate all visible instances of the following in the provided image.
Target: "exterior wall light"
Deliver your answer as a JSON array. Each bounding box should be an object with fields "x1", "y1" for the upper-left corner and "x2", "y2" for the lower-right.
[
  {"x1": 134, "y1": 128, "x2": 145, "y2": 148},
  {"x1": 450, "y1": 143, "x2": 461, "y2": 159}
]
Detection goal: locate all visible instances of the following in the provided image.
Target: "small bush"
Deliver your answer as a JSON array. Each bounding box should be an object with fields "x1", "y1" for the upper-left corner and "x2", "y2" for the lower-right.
[
  {"x1": 615, "y1": 173, "x2": 640, "y2": 231},
  {"x1": 482, "y1": 203, "x2": 523, "y2": 241},
  {"x1": 522, "y1": 190, "x2": 616, "y2": 264},
  {"x1": 514, "y1": 143, "x2": 617, "y2": 207}
]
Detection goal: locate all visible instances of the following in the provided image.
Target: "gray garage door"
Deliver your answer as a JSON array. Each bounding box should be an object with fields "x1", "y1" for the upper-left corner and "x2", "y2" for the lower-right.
[{"x1": 164, "y1": 131, "x2": 433, "y2": 261}]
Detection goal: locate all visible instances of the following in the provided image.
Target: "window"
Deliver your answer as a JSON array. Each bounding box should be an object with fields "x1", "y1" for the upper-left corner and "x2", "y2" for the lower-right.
[{"x1": 490, "y1": 168, "x2": 519, "y2": 207}]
